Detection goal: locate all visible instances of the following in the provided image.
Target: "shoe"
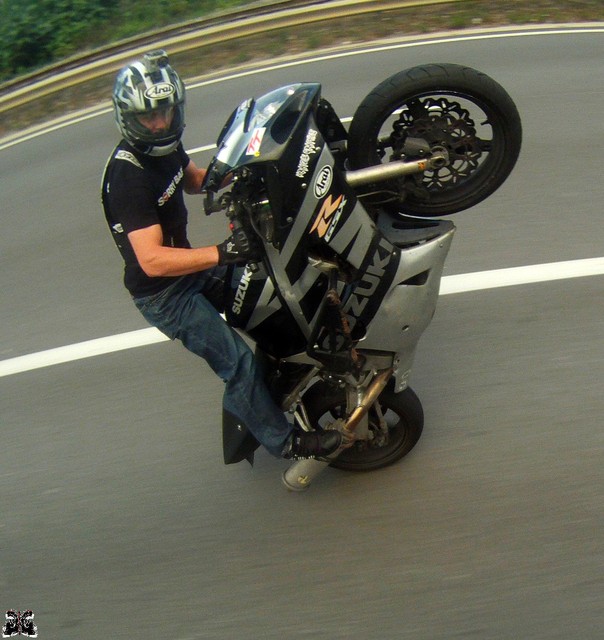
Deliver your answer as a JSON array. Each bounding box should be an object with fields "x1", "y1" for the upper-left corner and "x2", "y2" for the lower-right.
[{"x1": 283, "y1": 430, "x2": 342, "y2": 460}]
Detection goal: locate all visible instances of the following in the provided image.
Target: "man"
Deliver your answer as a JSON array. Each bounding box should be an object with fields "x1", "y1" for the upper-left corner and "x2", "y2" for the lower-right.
[{"x1": 101, "y1": 50, "x2": 341, "y2": 462}]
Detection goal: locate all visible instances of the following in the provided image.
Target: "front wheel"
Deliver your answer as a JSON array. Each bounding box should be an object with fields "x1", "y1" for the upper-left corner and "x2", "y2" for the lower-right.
[
  {"x1": 302, "y1": 382, "x2": 424, "y2": 471},
  {"x1": 348, "y1": 63, "x2": 522, "y2": 217}
]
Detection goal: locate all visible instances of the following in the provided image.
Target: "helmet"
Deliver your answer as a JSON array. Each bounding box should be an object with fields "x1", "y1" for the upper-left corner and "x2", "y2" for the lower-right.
[{"x1": 112, "y1": 50, "x2": 185, "y2": 156}]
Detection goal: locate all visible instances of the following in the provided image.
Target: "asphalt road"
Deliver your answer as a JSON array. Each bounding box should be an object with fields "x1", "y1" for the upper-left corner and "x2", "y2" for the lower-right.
[{"x1": 1, "y1": 27, "x2": 603, "y2": 639}]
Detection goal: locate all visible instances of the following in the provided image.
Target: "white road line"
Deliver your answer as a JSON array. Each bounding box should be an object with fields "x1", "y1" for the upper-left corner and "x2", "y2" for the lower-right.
[
  {"x1": 0, "y1": 107, "x2": 114, "y2": 152},
  {"x1": 2, "y1": 26, "x2": 603, "y2": 153},
  {"x1": 185, "y1": 26, "x2": 604, "y2": 91},
  {"x1": 439, "y1": 257, "x2": 604, "y2": 295},
  {"x1": 187, "y1": 143, "x2": 218, "y2": 155},
  {"x1": 0, "y1": 328, "x2": 170, "y2": 378},
  {"x1": 1, "y1": 257, "x2": 603, "y2": 378}
]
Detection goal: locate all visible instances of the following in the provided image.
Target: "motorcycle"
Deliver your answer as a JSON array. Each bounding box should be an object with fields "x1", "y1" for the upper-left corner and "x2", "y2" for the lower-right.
[{"x1": 202, "y1": 63, "x2": 522, "y2": 490}]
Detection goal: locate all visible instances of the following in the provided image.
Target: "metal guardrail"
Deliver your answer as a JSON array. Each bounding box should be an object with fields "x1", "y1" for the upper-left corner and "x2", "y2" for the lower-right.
[
  {"x1": 0, "y1": 0, "x2": 313, "y2": 93},
  {"x1": 0, "y1": 0, "x2": 463, "y2": 117}
]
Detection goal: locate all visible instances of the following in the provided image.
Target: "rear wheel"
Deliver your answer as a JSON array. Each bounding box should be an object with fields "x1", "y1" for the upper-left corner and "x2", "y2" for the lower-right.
[
  {"x1": 302, "y1": 382, "x2": 424, "y2": 471},
  {"x1": 348, "y1": 63, "x2": 522, "y2": 217}
]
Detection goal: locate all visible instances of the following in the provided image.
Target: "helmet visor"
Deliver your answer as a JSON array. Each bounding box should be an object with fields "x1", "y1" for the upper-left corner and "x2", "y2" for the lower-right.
[
  {"x1": 135, "y1": 106, "x2": 174, "y2": 134},
  {"x1": 124, "y1": 101, "x2": 184, "y2": 147}
]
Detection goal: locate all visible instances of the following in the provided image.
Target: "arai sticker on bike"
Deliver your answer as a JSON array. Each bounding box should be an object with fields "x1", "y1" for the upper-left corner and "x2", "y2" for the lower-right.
[
  {"x1": 309, "y1": 193, "x2": 346, "y2": 240},
  {"x1": 314, "y1": 165, "x2": 333, "y2": 198},
  {"x1": 246, "y1": 127, "x2": 266, "y2": 156}
]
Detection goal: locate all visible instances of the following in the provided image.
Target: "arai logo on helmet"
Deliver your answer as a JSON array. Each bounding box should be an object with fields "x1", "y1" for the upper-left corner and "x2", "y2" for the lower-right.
[
  {"x1": 144, "y1": 83, "x2": 175, "y2": 100},
  {"x1": 314, "y1": 165, "x2": 333, "y2": 198}
]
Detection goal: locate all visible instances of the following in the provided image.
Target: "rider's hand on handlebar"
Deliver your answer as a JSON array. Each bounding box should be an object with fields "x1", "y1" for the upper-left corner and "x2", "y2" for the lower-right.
[{"x1": 216, "y1": 221, "x2": 261, "y2": 266}]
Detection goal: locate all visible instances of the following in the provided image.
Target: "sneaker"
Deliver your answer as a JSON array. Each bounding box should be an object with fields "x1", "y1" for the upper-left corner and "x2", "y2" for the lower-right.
[{"x1": 283, "y1": 430, "x2": 342, "y2": 460}]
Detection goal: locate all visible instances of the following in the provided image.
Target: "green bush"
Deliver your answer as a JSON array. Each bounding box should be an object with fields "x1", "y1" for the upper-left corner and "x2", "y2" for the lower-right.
[
  {"x1": 0, "y1": 0, "x2": 118, "y2": 78},
  {"x1": 0, "y1": 0, "x2": 249, "y2": 82}
]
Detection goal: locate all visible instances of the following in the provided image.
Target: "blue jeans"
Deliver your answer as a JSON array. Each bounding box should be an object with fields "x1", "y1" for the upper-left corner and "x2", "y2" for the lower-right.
[{"x1": 133, "y1": 269, "x2": 293, "y2": 457}]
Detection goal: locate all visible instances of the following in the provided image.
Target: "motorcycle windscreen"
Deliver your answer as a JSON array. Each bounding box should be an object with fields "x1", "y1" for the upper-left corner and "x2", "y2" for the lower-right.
[{"x1": 204, "y1": 83, "x2": 321, "y2": 190}]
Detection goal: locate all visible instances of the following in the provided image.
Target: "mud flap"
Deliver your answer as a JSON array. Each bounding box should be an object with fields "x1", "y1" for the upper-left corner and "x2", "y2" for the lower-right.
[{"x1": 222, "y1": 409, "x2": 260, "y2": 466}]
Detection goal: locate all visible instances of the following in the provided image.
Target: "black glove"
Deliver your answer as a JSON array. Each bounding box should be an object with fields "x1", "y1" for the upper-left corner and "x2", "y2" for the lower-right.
[{"x1": 216, "y1": 221, "x2": 261, "y2": 266}]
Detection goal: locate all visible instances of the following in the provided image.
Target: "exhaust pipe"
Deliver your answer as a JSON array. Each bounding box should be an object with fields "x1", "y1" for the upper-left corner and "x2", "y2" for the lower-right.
[
  {"x1": 343, "y1": 368, "x2": 392, "y2": 433},
  {"x1": 282, "y1": 369, "x2": 393, "y2": 491},
  {"x1": 281, "y1": 456, "x2": 333, "y2": 492}
]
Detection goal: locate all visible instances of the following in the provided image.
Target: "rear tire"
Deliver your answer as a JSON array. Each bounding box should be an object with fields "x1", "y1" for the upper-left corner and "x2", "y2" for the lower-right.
[
  {"x1": 348, "y1": 63, "x2": 522, "y2": 216},
  {"x1": 302, "y1": 382, "x2": 424, "y2": 471}
]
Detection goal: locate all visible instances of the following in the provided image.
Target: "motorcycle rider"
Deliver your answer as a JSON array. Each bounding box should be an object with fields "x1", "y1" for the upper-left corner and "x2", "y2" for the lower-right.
[{"x1": 101, "y1": 50, "x2": 342, "y2": 462}]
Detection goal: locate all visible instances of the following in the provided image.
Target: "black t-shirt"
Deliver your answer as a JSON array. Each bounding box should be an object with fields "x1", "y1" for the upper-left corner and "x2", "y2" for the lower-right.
[{"x1": 101, "y1": 141, "x2": 192, "y2": 297}]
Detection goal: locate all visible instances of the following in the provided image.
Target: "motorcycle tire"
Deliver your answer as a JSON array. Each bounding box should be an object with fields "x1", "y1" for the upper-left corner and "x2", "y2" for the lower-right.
[
  {"x1": 347, "y1": 63, "x2": 522, "y2": 217},
  {"x1": 302, "y1": 381, "x2": 424, "y2": 471}
]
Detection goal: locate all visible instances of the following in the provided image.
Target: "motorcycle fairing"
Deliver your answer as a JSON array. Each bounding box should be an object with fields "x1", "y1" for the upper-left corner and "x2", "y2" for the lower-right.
[
  {"x1": 205, "y1": 83, "x2": 323, "y2": 192},
  {"x1": 214, "y1": 80, "x2": 456, "y2": 399},
  {"x1": 225, "y1": 262, "x2": 310, "y2": 356},
  {"x1": 222, "y1": 408, "x2": 260, "y2": 465},
  {"x1": 364, "y1": 214, "x2": 456, "y2": 390},
  {"x1": 225, "y1": 126, "x2": 408, "y2": 363}
]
